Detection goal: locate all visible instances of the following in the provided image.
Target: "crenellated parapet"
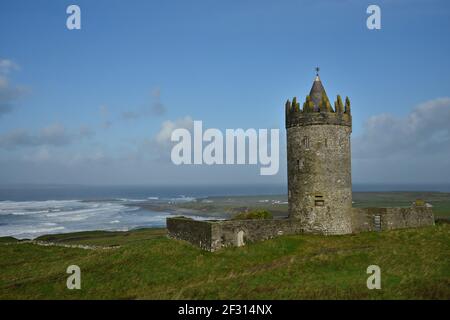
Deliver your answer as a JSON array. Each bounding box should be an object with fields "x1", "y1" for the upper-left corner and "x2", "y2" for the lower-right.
[
  {"x1": 285, "y1": 94, "x2": 352, "y2": 128},
  {"x1": 335, "y1": 95, "x2": 344, "y2": 113},
  {"x1": 286, "y1": 94, "x2": 351, "y2": 114},
  {"x1": 285, "y1": 72, "x2": 352, "y2": 121}
]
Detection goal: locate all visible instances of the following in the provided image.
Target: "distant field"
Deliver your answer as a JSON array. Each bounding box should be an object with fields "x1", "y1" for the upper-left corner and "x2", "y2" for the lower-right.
[
  {"x1": 148, "y1": 192, "x2": 450, "y2": 218},
  {"x1": 0, "y1": 223, "x2": 449, "y2": 299}
]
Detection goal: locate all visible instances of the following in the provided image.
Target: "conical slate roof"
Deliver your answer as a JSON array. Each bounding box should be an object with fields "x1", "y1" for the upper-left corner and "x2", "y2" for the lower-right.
[{"x1": 309, "y1": 75, "x2": 329, "y2": 111}]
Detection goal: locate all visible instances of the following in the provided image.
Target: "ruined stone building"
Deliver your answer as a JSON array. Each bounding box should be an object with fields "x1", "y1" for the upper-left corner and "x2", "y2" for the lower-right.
[{"x1": 167, "y1": 72, "x2": 434, "y2": 251}]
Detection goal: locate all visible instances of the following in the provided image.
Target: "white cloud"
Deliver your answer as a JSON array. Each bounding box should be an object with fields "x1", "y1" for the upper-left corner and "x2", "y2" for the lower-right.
[
  {"x1": 99, "y1": 105, "x2": 112, "y2": 128},
  {"x1": 22, "y1": 147, "x2": 51, "y2": 163},
  {"x1": 0, "y1": 59, "x2": 19, "y2": 74},
  {"x1": 155, "y1": 116, "x2": 194, "y2": 146},
  {"x1": 353, "y1": 97, "x2": 450, "y2": 183},
  {"x1": 0, "y1": 58, "x2": 26, "y2": 117},
  {"x1": 131, "y1": 116, "x2": 194, "y2": 163},
  {"x1": 150, "y1": 87, "x2": 166, "y2": 116},
  {"x1": 0, "y1": 123, "x2": 95, "y2": 149},
  {"x1": 354, "y1": 97, "x2": 450, "y2": 158},
  {"x1": 121, "y1": 86, "x2": 167, "y2": 120}
]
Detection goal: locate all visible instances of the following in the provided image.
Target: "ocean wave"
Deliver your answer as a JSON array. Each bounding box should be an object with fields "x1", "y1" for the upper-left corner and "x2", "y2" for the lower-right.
[
  {"x1": 0, "y1": 200, "x2": 141, "y2": 238},
  {"x1": 0, "y1": 225, "x2": 66, "y2": 238},
  {"x1": 0, "y1": 200, "x2": 138, "y2": 218},
  {"x1": 0, "y1": 198, "x2": 217, "y2": 239},
  {"x1": 116, "y1": 198, "x2": 148, "y2": 203},
  {"x1": 0, "y1": 200, "x2": 80, "y2": 216},
  {"x1": 167, "y1": 195, "x2": 196, "y2": 202}
]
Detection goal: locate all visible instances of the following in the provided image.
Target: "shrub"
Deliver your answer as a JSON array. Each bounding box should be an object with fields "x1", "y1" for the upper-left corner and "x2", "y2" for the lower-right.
[{"x1": 232, "y1": 209, "x2": 273, "y2": 220}]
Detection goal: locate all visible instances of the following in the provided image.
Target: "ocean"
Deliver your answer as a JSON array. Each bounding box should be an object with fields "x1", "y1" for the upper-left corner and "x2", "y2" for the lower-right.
[
  {"x1": 1, "y1": 184, "x2": 449, "y2": 239},
  {"x1": 0, "y1": 184, "x2": 287, "y2": 239}
]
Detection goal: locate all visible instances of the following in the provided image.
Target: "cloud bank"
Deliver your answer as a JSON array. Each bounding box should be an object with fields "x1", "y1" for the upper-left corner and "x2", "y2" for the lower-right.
[
  {"x1": 352, "y1": 97, "x2": 450, "y2": 183},
  {"x1": 0, "y1": 58, "x2": 26, "y2": 117},
  {"x1": 1, "y1": 95, "x2": 449, "y2": 185},
  {"x1": 354, "y1": 97, "x2": 450, "y2": 158},
  {"x1": 0, "y1": 123, "x2": 94, "y2": 149},
  {"x1": 121, "y1": 87, "x2": 167, "y2": 120}
]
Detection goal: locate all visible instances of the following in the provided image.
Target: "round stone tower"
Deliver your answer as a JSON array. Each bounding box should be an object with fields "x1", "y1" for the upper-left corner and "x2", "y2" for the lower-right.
[{"x1": 285, "y1": 71, "x2": 352, "y2": 235}]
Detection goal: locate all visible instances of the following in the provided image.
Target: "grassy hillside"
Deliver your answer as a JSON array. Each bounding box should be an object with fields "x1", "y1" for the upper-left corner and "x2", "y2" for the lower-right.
[{"x1": 1, "y1": 224, "x2": 449, "y2": 299}]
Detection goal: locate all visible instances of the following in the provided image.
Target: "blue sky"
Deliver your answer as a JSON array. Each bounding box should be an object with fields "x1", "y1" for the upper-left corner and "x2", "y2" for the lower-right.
[{"x1": 0, "y1": 0, "x2": 449, "y2": 185}]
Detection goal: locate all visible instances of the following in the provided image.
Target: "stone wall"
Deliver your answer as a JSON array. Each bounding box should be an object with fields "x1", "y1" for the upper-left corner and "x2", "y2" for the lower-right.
[
  {"x1": 286, "y1": 111, "x2": 351, "y2": 128},
  {"x1": 167, "y1": 217, "x2": 304, "y2": 252},
  {"x1": 167, "y1": 205, "x2": 434, "y2": 251},
  {"x1": 210, "y1": 218, "x2": 304, "y2": 251},
  {"x1": 166, "y1": 217, "x2": 213, "y2": 251},
  {"x1": 351, "y1": 206, "x2": 434, "y2": 233}
]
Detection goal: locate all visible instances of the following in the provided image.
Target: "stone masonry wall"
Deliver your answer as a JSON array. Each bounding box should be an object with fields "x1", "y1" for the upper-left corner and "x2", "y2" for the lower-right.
[
  {"x1": 286, "y1": 122, "x2": 352, "y2": 234},
  {"x1": 351, "y1": 206, "x2": 434, "y2": 233},
  {"x1": 166, "y1": 217, "x2": 213, "y2": 251},
  {"x1": 167, "y1": 217, "x2": 304, "y2": 252},
  {"x1": 210, "y1": 218, "x2": 304, "y2": 251},
  {"x1": 167, "y1": 206, "x2": 434, "y2": 251}
]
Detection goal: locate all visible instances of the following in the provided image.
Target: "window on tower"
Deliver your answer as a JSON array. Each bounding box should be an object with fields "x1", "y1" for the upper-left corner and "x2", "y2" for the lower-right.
[
  {"x1": 314, "y1": 193, "x2": 324, "y2": 206},
  {"x1": 303, "y1": 136, "x2": 310, "y2": 149},
  {"x1": 297, "y1": 159, "x2": 304, "y2": 171}
]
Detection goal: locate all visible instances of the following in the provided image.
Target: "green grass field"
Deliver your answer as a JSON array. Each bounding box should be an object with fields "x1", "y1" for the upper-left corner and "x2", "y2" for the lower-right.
[{"x1": 1, "y1": 223, "x2": 449, "y2": 299}]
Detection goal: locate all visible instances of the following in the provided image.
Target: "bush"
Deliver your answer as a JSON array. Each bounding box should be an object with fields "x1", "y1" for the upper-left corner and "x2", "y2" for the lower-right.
[{"x1": 232, "y1": 209, "x2": 273, "y2": 220}]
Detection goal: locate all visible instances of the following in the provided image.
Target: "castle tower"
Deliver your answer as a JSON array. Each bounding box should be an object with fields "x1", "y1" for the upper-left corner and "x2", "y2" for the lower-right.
[{"x1": 285, "y1": 70, "x2": 352, "y2": 234}]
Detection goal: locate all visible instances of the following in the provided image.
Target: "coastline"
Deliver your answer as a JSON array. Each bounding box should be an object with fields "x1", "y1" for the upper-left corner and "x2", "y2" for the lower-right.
[{"x1": 1, "y1": 191, "x2": 449, "y2": 241}]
